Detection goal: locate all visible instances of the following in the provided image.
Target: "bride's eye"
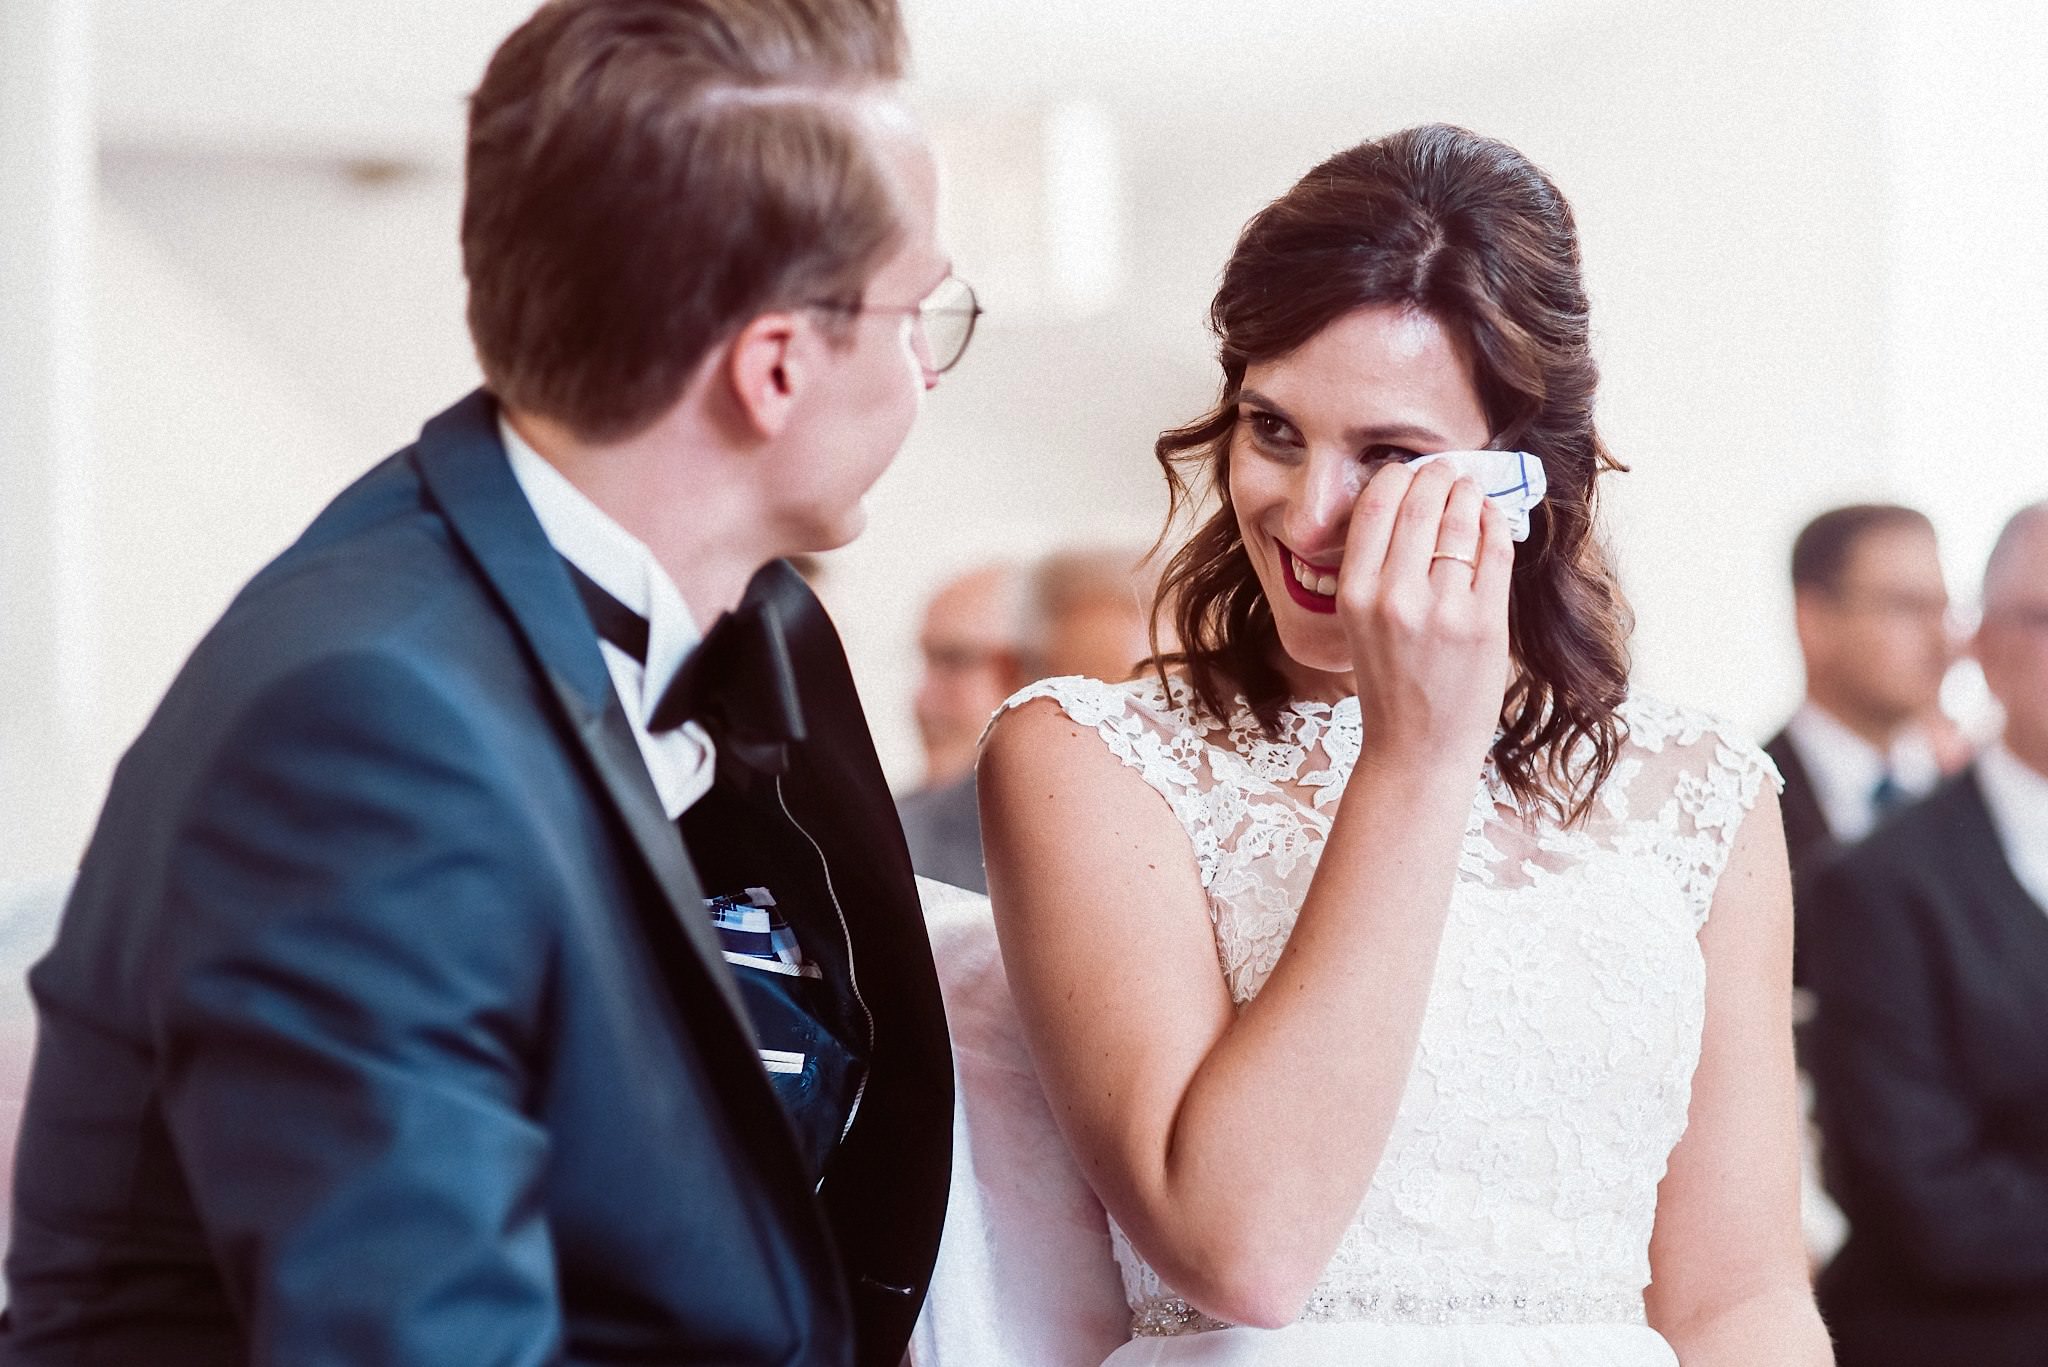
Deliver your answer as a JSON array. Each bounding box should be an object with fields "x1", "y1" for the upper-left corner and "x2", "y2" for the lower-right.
[
  {"x1": 1361, "y1": 444, "x2": 1423, "y2": 465},
  {"x1": 1239, "y1": 408, "x2": 1297, "y2": 450}
]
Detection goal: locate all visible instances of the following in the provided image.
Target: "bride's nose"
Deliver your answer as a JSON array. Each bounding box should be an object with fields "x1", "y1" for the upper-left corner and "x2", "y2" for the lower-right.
[{"x1": 1284, "y1": 451, "x2": 1365, "y2": 551}]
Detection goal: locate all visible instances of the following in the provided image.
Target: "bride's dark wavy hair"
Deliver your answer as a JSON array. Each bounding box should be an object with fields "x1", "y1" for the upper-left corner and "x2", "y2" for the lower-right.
[{"x1": 1149, "y1": 124, "x2": 1633, "y2": 823}]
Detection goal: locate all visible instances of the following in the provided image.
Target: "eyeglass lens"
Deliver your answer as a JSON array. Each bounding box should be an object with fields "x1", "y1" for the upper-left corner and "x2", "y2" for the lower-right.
[{"x1": 920, "y1": 277, "x2": 979, "y2": 373}]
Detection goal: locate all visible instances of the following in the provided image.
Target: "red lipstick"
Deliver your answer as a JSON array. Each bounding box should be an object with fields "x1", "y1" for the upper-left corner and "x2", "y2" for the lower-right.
[{"x1": 1278, "y1": 540, "x2": 1339, "y2": 615}]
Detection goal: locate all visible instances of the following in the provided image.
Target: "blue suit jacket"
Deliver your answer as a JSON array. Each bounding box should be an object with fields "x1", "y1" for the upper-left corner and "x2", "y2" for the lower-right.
[{"x1": 1, "y1": 393, "x2": 951, "y2": 1366}]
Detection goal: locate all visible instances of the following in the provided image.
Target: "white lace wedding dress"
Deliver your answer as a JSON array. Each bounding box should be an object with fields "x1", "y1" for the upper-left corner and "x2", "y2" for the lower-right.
[{"x1": 989, "y1": 674, "x2": 1778, "y2": 1367}]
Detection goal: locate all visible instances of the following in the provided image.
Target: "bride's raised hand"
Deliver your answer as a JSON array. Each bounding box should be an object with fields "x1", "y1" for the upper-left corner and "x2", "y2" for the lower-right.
[{"x1": 1334, "y1": 460, "x2": 1514, "y2": 766}]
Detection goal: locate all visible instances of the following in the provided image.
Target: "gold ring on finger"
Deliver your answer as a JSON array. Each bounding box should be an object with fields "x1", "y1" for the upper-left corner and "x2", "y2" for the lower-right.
[{"x1": 1429, "y1": 551, "x2": 1478, "y2": 569}]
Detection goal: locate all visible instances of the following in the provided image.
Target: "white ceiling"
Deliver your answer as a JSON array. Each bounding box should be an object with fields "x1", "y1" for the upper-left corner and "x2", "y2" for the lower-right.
[{"x1": 95, "y1": 0, "x2": 1608, "y2": 162}]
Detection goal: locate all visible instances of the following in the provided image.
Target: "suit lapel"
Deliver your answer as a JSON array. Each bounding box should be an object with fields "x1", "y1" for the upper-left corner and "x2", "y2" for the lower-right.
[
  {"x1": 408, "y1": 391, "x2": 753, "y2": 1037},
  {"x1": 758, "y1": 561, "x2": 956, "y2": 1329},
  {"x1": 1766, "y1": 729, "x2": 1834, "y2": 871}
]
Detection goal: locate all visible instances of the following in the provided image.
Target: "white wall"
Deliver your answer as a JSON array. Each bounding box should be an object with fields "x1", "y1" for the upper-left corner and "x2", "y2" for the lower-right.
[
  {"x1": 88, "y1": 206, "x2": 371, "y2": 789},
  {"x1": 1878, "y1": 0, "x2": 2048, "y2": 589},
  {"x1": 96, "y1": 151, "x2": 479, "y2": 457},
  {"x1": 2, "y1": 0, "x2": 99, "y2": 884}
]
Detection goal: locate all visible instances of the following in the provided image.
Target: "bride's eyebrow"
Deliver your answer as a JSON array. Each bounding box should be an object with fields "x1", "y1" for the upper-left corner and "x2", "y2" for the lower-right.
[
  {"x1": 1235, "y1": 388, "x2": 1292, "y2": 420},
  {"x1": 1236, "y1": 388, "x2": 1449, "y2": 448}
]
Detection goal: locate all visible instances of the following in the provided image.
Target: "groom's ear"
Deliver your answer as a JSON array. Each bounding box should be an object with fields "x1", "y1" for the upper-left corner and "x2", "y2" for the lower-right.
[{"x1": 724, "y1": 311, "x2": 810, "y2": 440}]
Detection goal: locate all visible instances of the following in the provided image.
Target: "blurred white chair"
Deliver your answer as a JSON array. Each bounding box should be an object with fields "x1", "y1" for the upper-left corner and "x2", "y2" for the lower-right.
[
  {"x1": 1799, "y1": 1074, "x2": 1848, "y2": 1269},
  {"x1": 0, "y1": 875, "x2": 72, "y2": 1264},
  {"x1": 910, "y1": 876, "x2": 1129, "y2": 1367}
]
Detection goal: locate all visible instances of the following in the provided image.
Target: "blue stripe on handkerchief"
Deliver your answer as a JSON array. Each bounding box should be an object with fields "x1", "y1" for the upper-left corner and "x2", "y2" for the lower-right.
[{"x1": 1408, "y1": 448, "x2": 1546, "y2": 543}]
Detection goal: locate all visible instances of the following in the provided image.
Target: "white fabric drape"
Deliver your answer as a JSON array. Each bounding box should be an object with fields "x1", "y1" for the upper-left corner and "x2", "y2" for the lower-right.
[{"x1": 909, "y1": 876, "x2": 1130, "y2": 1367}]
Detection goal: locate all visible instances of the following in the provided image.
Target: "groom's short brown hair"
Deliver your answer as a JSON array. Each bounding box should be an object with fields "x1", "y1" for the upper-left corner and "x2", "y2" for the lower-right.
[{"x1": 463, "y1": 0, "x2": 910, "y2": 442}]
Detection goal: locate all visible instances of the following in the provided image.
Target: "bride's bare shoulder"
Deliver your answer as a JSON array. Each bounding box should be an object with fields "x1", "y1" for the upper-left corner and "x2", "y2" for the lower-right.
[
  {"x1": 981, "y1": 677, "x2": 1138, "y2": 785},
  {"x1": 978, "y1": 675, "x2": 1211, "y2": 947},
  {"x1": 979, "y1": 672, "x2": 1202, "y2": 839}
]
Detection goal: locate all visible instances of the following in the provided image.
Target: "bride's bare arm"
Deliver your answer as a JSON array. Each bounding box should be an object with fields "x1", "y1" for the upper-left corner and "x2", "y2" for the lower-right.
[
  {"x1": 1642, "y1": 787, "x2": 1833, "y2": 1364},
  {"x1": 980, "y1": 464, "x2": 1508, "y2": 1327}
]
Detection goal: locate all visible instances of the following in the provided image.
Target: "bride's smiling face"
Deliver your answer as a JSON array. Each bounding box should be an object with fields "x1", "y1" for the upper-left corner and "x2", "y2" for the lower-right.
[{"x1": 1227, "y1": 304, "x2": 1492, "y2": 689}]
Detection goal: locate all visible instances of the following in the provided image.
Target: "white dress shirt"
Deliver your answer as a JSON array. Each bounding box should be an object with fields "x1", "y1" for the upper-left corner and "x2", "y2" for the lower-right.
[
  {"x1": 501, "y1": 417, "x2": 717, "y2": 820},
  {"x1": 1785, "y1": 702, "x2": 1941, "y2": 844},
  {"x1": 1976, "y1": 743, "x2": 2048, "y2": 913}
]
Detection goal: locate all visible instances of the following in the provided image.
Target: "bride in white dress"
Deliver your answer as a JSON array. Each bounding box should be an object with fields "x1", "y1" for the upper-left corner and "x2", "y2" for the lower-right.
[{"x1": 972, "y1": 125, "x2": 1832, "y2": 1365}]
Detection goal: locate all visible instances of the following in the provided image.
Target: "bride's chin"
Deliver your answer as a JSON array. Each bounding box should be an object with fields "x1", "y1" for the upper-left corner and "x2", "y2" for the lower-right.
[{"x1": 1272, "y1": 626, "x2": 1353, "y2": 683}]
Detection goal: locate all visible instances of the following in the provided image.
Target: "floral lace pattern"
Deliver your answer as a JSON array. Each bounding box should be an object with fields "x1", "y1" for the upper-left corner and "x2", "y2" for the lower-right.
[{"x1": 997, "y1": 675, "x2": 1779, "y2": 1334}]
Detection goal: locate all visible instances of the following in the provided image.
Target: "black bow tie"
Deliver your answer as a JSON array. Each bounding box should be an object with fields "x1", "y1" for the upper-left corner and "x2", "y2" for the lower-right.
[{"x1": 565, "y1": 560, "x2": 807, "y2": 776}]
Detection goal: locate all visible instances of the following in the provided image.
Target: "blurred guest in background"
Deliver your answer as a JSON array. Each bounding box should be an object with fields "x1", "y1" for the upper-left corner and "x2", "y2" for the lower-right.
[
  {"x1": 1765, "y1": 505, "x2": 1955, "y2": 977},
  {"x1": 1023, "y1": 547, "x2": 1159, "y2": 684},
  {"x1": 900, "y1": 549, "x2": 1156, "y2": 892},
  {"x1": 910, "y1": 564, "x2": 1032, "y2": 793},
  {"x1": 1804, "y1": 500, "x2": 2048, "y2": 1367},
  {"x1": 899, "y1": 564, "x2": 1032, "y2": 891}
]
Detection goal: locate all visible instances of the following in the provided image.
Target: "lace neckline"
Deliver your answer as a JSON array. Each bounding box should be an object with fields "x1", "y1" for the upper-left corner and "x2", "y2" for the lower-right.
[
  {"x1": 1279, "y1": 694, "x2": 1359, "y2": 720},
  {"x1": 1185, "y1": 680, "x2": 1514, "y2": 819}
]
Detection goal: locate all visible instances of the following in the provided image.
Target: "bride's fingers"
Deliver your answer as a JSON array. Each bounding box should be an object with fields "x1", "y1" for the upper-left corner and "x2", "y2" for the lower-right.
[
  {"x1": 1382, "y1": 461, "x2": 1459, "y2": 585},
  {"x1": 1425, "y1": 478, "x2": 1486, "y2": 587},
  {"x1": 1471, "y1": 497, "x2": 1515, "y2": 607},
  {"x1": 1340, "y1": 460, "x2": 1417, "y2": 594}
]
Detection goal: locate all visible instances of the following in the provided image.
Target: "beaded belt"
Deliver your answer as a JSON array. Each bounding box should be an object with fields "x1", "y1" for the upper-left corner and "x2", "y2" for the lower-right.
[{"x1": 1130, "y1": 1285, "x2": 1647, "y2": 1336}]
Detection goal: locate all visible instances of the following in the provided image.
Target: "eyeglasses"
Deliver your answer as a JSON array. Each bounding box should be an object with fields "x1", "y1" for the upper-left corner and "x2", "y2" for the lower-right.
[
  {"x1": 1985, "y1": 605, "x2": 2048, "y2": 633},
  {"x1": 809, "y1": 275, "x2": 982, "y2": 374},
  {"x1": 1824, "y1": 589, "x2": 1952, "y2": 625}
]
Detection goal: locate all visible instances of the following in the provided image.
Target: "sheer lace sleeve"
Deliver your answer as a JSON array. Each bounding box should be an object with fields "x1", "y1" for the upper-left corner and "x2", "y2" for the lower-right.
[{"x1": 1612, "y1": 695, "x2": 1785, "y2": 928}]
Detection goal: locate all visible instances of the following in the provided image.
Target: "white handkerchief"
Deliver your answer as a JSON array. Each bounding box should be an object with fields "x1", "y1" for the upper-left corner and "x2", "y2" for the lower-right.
[{"x1": 1407, "y1": 449, "x2": 1547, "y2": 543}]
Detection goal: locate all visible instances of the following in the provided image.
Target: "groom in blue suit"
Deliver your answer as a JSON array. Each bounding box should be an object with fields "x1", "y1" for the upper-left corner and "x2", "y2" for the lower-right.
[{"x1": 1, "y1": 2, "x2": 962, "y2": 1363}]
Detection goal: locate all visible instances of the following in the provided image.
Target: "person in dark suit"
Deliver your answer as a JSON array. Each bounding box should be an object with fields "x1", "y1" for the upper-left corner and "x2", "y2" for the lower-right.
[
  {"x1": 898, "y1": 564, "x2": 1030, "y2": 894},
  {"x1": 1805, "y1": 501, "x2": 2048, "y2": 1367},
  {"x1": 1763, "y1": 504, "x2": 1955, "y2": 981},
  {"x1": 1, "y1": 2, "x2": 972, "y2": 1362},
  {"x1": 898, "y1": 550, "x2": 1159, "y2": 893}
]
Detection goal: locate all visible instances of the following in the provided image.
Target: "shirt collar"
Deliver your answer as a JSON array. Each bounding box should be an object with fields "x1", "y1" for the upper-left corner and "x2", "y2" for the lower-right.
[
  {"x1": 1786, "y1": 701, "x2": 1940, "y2": 839},
  {"x1": 1977, "y1": 744, "x2": 2048, "y2": 882},
  {"x1": 499, "y1": 415, "x2": 702, "y2": 711}
]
